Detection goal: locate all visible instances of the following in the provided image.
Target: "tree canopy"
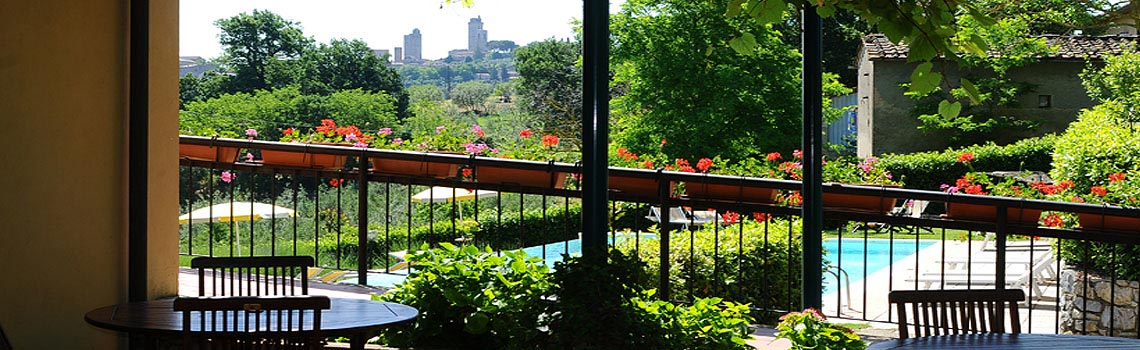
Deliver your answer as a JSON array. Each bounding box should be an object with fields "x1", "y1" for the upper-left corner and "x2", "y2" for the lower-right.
[
  {"x1": 214, "y1": 9, "x2": 312, "y2": 92},
  {"x1": 513, "y1": 39, "x2": 582, "y2": 144}
]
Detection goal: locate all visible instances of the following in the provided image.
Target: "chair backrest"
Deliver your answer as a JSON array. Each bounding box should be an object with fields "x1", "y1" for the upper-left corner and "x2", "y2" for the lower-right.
[
  {"x1": 889, "y1": 289, "x2": 1024, "y2": 339},
  {"x1": 0, "y1": 322, "x2": 11, "y2": 350},
  {"x1": 173, "y1": 295, "x2": 330, "y2": 350},
  {"x1": 192, "y1": 256, "x2": 314, "y2": 297}
]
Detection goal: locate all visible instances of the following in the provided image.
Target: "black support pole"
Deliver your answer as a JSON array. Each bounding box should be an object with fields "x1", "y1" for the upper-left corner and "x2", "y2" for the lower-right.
[
  {"x1": 801, "y1": 8, "x2": 824, "y2": 310},
  {"x1": 581, "y1": 0, "x2": 610, "y2": 259},
  {"x1": 358, "y1": 157, "x2": 369, "y2": 286},
  {"x1": 128, "y1": 0, "x2": 150, "y2": 303}
]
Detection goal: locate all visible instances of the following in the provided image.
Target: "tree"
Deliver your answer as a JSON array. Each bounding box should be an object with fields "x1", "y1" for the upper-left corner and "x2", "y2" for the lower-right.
[
  {"x1": 299, "y1": 38, "x2": 409, "y2": 118},
  {"x1": 451, "y1": 81, "x2": 493, "y2": 113},
  {"x1": 407, "y1": 84, "x2": 445, "y2": 105},
  {"x1": 611, "y1": 0, "x2": 803, "y2": 161},
  {"x1": 514, "y1": 39, "x2": 582, "y2": 144},
  {"x1": 215, "y1": 10, "x2": 312, "y2": 92},
  {"x1": 487, "y1": 40, "x2": 519, "y2": 53}
]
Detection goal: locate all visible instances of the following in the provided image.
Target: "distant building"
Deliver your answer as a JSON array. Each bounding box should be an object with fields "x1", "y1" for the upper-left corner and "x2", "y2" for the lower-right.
[
  {"x1": 371, "y1": 49, "x2": 390, "y2": 62},
  {"x1": 394, "y1": 47, "x2": 403, "y2": 63},
  {"x1": 468, "y1": 17, "x2": 488, "y2": 55},
  {"x1": 448, "y1": 49, "x2": 475, "y2": 62},
  {"x1": 178, "y1": 56, "x2": 217, "y2": 77},
  {"x1": 856, "y1": 34, "x2": 1137, "y2": 157},
  {"x1": 404, "y1": 29, "x2": 423, "y2": 62}
]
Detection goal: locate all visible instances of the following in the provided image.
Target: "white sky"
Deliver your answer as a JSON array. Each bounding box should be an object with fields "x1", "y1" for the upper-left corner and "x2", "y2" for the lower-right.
[{"x1": 180, "y1": 0, "x2": 625, "y2": 59}]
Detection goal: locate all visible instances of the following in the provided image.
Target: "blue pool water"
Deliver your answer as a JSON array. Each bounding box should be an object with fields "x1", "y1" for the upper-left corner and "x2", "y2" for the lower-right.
[
  {"x1": 367, "y1": 236, "x2": 933, "y2": 293},
  {"x1": 823, "y1": 238, "x2": 935, "y2": 295}
]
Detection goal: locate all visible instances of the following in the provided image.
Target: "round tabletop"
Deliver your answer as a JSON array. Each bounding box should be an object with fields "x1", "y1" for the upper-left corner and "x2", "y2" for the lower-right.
[
  {"x1": 868, "y1": 333, "x2": 1140, "y2": 349},
  {"x1": 85, "y1": 298, "x2": 418, "y2": 337}
]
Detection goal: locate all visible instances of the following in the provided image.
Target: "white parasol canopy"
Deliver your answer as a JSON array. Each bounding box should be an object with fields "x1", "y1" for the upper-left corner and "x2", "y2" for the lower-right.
[
  {"x1": 411, "y1": 186, "x2": 497, "y2": 203},
  {"x1": 179, "y1": 202, "x2": 295, "y2": 224},
  {"x1": 178, "y1": 202, "x2": 295, "y2": 257}
]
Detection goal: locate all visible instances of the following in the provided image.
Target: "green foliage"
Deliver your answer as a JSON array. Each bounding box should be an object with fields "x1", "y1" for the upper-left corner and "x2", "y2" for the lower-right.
[
  {"x1": 407, "y1": 84, "x2": 445, "y2": 105},
  {"x1": 546, "y1": 250, "x2": 664, "y2": 350},
  {"x1": 878, "y1": 135, "x2": 1057, "y2": 190},
  {"x1": 214, "y1": 9, "x2": 312, "y2": 92},
  {"x1": 514, "y1": 39, "x2": 582, "y2": 144},
  {"x1": 1056, "y1": 237, "x2": 1140, "y2": 281},
  {"x1": 612, "y1": 0, "x2": 803, "y2": 161},
  {"x1": 1081, "y1": 46, "x2": 1140, "y2": 123},
  {"x1": 636, "y1": 296, "x2": 755, "y2": 350},
  {"x1": 1051, "y1": 103, "x2": 1140, "y2": 192},
  {"x1": 776, "y1": 309, "x2": 866, "y2": 350},
  {"x1": 618, "y1": 217, "x2": 804, "y2": 323},
  {"x1": 299, "y1": 39, "x2": 408, "y2": 118},
  {"x1": 451, "y1": 81, "x2": 494, "y2": 113},
  {"x1": 376, "y1": 244, "x2": 552, "y2": 349}
]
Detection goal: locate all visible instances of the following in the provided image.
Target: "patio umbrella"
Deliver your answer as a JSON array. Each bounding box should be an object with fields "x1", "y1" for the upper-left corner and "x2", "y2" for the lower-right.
[
  {"x1": 411, "y1": 186, "x2": 496, "y2": 220},
  {"x1": 411, "y1": 186, "x2": 497, "y2": 203},
  {"x1": 178, "y1": 202, "x2": 295, "y2": 256}
]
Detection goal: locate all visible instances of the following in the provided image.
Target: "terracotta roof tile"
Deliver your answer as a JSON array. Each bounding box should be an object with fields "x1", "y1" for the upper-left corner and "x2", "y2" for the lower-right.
[{"x1": 863, "y1": 34, "x2": 1139, "y2": 60}]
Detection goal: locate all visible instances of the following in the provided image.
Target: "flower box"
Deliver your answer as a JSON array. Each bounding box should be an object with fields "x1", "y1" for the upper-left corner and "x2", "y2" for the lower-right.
[
  {"x1": 1078, "y1": 213, "x2": 1140, "y2": 232},
  {"x1": 823, "y1": 192, "x2": 897, "y2": 214},
  {"x1": 609, "y1": 175, "x2": 666, "y2": 199},
  {"x1": 685, "y1": 182, "x2": 777, "y2": 204},
  {"x1": 260, "y1": 148, "x2": 346, "y2": 169},
  {"x1": 179, "y1": 144, "x2": 239, "y2": 164},
  {"x1": 476, "y1": 166, "x2": 567, "y2": 189},
  {"x1": 945, "y1": 203, "x2": 1042, "y2": 226},
  {"x1": 372, "y1": 157, "x2": 458, "y2": 179}
]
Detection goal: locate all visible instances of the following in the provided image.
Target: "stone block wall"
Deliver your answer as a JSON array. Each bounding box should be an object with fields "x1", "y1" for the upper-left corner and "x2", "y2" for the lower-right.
[{"x1": 1060, "y1": 268, "x2": 1140, "y2": 337}]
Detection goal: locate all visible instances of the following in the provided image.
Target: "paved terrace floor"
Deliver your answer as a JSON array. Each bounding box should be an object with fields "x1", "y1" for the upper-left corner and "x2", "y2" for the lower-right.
[{"x1": 177, "y1": 268, "x2": 900, "y2": 349}]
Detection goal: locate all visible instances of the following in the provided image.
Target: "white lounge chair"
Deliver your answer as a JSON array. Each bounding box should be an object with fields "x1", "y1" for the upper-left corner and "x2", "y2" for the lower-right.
[
  {"x1": 908, "y1": 253, "x2": 1055, "y2": 302},
  {"x1": 646, "y1": 206, "x2": 715, "y2": 230}
]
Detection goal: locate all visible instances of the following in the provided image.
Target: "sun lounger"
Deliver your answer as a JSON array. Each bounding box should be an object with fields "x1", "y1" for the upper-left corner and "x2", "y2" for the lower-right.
[
  {"x1": 908, "y1": 253, "x2": 1055, "y2": 302},
  {"x1": 646, "y1": 206, "x2": 718, "y2": 230}
]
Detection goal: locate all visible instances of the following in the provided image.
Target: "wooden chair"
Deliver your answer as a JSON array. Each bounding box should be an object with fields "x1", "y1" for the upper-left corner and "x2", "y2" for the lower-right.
[
  {"x1": 192, "y1": 256, "x2": 314, "y2": 297},
  {"x1": 173, "y1": 295, "x2": 331, "y2": 350},
  {"x1": 0, "y1": 322, "x2": 11, "y2": 350},
  {"x1": 889, "y1": 289, "x2": 1025, "y2": 338}
]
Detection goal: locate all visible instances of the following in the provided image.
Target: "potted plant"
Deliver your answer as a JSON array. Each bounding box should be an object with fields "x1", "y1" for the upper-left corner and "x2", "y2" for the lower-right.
[
  {"x1": 264, "y1": 119, "x2": 369, "y2": 169},
  {"x1": 472, "y1": 129, "x2": 567, "y2": 188},
  {"x1": 369, "y1": 125, "x2": 458, "y2": 179},
  {"x1": 775, "y1": 308, "x2": 866, "y2": 350},
  {"x1": 940, "y1": 172, "x2": 1054, "y2": 226},
  {"x1": 178, "y1": 128, "x2": 241, "y2": 164},
  {"x1": 1077, "y1": 171, "x2": 1140, "y2": 231},
  {"x1": 683, "y1": 156, "x2": 778, "y2": 204},
  {"x1": 820, "y1": 155, "x2": 901, "y2": 214}
]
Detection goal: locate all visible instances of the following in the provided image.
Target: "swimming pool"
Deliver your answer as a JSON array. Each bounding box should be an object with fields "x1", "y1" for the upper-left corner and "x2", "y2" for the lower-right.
[
  {"x1": 823, "y1": 238, "x2": 935, "y2": 295},
  {"x1": 366, "y1": 236, "x2": 934, "y2": 292}
]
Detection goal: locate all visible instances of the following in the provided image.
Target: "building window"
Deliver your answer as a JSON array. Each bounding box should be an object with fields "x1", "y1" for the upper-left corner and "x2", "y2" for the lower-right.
[{"x1": 1038, "y1": 95, "x2": 1052, "y2": 108}]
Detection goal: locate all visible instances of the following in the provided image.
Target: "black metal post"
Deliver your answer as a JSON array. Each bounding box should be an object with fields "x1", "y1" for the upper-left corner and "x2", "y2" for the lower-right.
[
  {"x1": 128, "y1": 0, "x2": 149, "y2": 303},
  {"x1": 581, "y1": 0, "x2": 610, "y2": 259},
  {"x1": 358, "y1": 158, "x2": 369, "y2": 286},
  {"x1": 801, "y1": 8, "x2": 824, "y2": 310}
]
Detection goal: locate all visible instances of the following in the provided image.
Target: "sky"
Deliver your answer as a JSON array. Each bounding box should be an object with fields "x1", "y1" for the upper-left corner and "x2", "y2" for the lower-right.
[{"x1": 180, "y1": 0, "x2": 625, "y2": 60}]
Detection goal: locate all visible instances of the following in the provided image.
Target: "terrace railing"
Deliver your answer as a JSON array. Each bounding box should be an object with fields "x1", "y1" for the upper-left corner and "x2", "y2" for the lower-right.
[{"x1": 179, "y1": 135, "x2": 1140, "y2": 335}]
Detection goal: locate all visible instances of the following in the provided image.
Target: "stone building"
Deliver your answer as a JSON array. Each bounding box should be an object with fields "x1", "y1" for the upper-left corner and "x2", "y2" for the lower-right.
[
  {"x1": 856, "y1": 34, "x2": 1137, "y2": 157},
  {"x1": 404, "y1": 28, "x2": 423, "y2": 63},
  {"x1": 469, "y1": 17, "x2": 488, "y2": 55}
]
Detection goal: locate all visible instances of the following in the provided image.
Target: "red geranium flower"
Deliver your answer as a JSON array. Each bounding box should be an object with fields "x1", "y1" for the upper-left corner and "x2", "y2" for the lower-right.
[
  {"x1": 329, "y1": 178, "x2": 345, "y2": 187},
  {"x1": 283, "y1": 127, "x2": 295, "y2": 135},
  {"x1": 642, "y1": 160, "x2": 655, "y2": 169},
  {"x1": 766, "y1": 152, "x2": 781, "y2": 161},
  {"x1": 542, "y1": 134, "x2": 559, "y2": 148},
  {"x1": 679, "y1": 165, "x2": 695, "y2": 173},
  {"x1": 518, "y1": 129, "x2": 534, "y2": 138},
  {"x1": 462, "y1": 168, "x2": 473, "y2": 179},
  {"x1": 1110, "y1": 172, "x2": 1126, "y2": 182},
  {"x1": 1091, "y1": 186, "x2": 1107, "y2": 196},
  {"x1": 696, "y1": 158, "x2": 713, "y2": 172},
  {"x1": 316, "y1": 119, "x2": 337, "y2": 135},
  {"x1": 660, "y1": 138, "x2": 667, "y2": 146},
  {"x1": 752, "y1": 212, "x2": 771, "y2": 222},
  {"x1": 721, "y1": 211, "x2": 740, "y2": 225},
  {"x1": 957, "y1": 152, "x2": 975, "y2": 163},
  {"x1": 1043, "y1": 213, "x2": 1065, "y2": 228}
]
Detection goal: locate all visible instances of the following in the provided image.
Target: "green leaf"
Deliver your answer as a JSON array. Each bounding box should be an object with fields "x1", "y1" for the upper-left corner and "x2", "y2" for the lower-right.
[
  {"x1": 510, "y1": 258, "x2": 526, "y2": 273},
  {"x1": 907, "y1": 62, "x2": 942, "y2": 96},
  {"x1": 463, "y1": 312, "x2": 490, "y2": 334},
  {"x1": 960, "y1": 78, "x2": 981, "y2": 105},
  {"x1": 726, "y1": 0, "x2": 744, "y2": 17},
  {"x1": 938, "y1": 100, "x2": 962, "y2": 119},
  {"x1": 816, "y1": 4, "x2": 836, "y2": 18},
  {"x1": 907, "y1": 38, "x2": 938, "y2": 62},
  {"x1": 749, "y1": 0, "x2": 785, "y2": 24},
  {"x1": 728, "y1": 33, "x2": 757, "y2": 55}
]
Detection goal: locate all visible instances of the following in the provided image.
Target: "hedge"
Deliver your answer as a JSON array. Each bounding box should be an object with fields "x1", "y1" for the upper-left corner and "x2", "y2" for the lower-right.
[{"x1": 878, "y1": 134, "x2": 1057, "y2": 190}]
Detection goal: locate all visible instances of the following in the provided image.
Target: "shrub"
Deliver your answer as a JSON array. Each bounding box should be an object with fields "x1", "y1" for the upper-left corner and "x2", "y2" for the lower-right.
[
  {"x1": 1056, "y1": 241, "x2": 1140, "y2": 281},
  {"x1": 617, "y1": 217, "x2": 804, "y2": 323},
  {"x1": 638, "y1": 295, "x2": 755, "y2": 350},
  {"x1": 776, "y1": 308, "x2": 866, "y2": 350},
  {"x1": 1051, "y1": 102, "x2": 1140, "y2": 192},
  {"x1": 376, "y1": 244, "x2": 552, "y2": 349},
  {"x1": 878, "y1": 135, "x2": 1057, "y2": 190}
]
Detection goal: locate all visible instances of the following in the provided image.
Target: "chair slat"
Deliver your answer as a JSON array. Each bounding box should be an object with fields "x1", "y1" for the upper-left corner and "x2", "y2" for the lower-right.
[
  {"x1": 889, "y1": 289, "x2": 1025, "y2": 339},
  {"x1": 192, "y1": 256, "x2": 314, "y2": 297}
]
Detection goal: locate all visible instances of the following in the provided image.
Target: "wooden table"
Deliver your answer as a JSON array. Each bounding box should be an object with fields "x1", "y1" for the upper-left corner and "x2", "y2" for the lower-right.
[
  {"x1": 85, "y1": 298, "x2": 417, "y2": 350},
  {"x1": 868, "y1": 333, "x2": 1140, "y2": 349}
]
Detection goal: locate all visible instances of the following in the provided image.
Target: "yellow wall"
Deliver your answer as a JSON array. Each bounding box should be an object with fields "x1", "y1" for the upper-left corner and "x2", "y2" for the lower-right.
[{"x1": 0, "y1": 0, "x2": 179, "y2": 348}]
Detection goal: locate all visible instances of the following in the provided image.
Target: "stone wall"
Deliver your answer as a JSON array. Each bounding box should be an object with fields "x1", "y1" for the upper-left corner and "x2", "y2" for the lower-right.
[{"x1": 1060, "y1": 268, "x2": 1140, "y2": 337}]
